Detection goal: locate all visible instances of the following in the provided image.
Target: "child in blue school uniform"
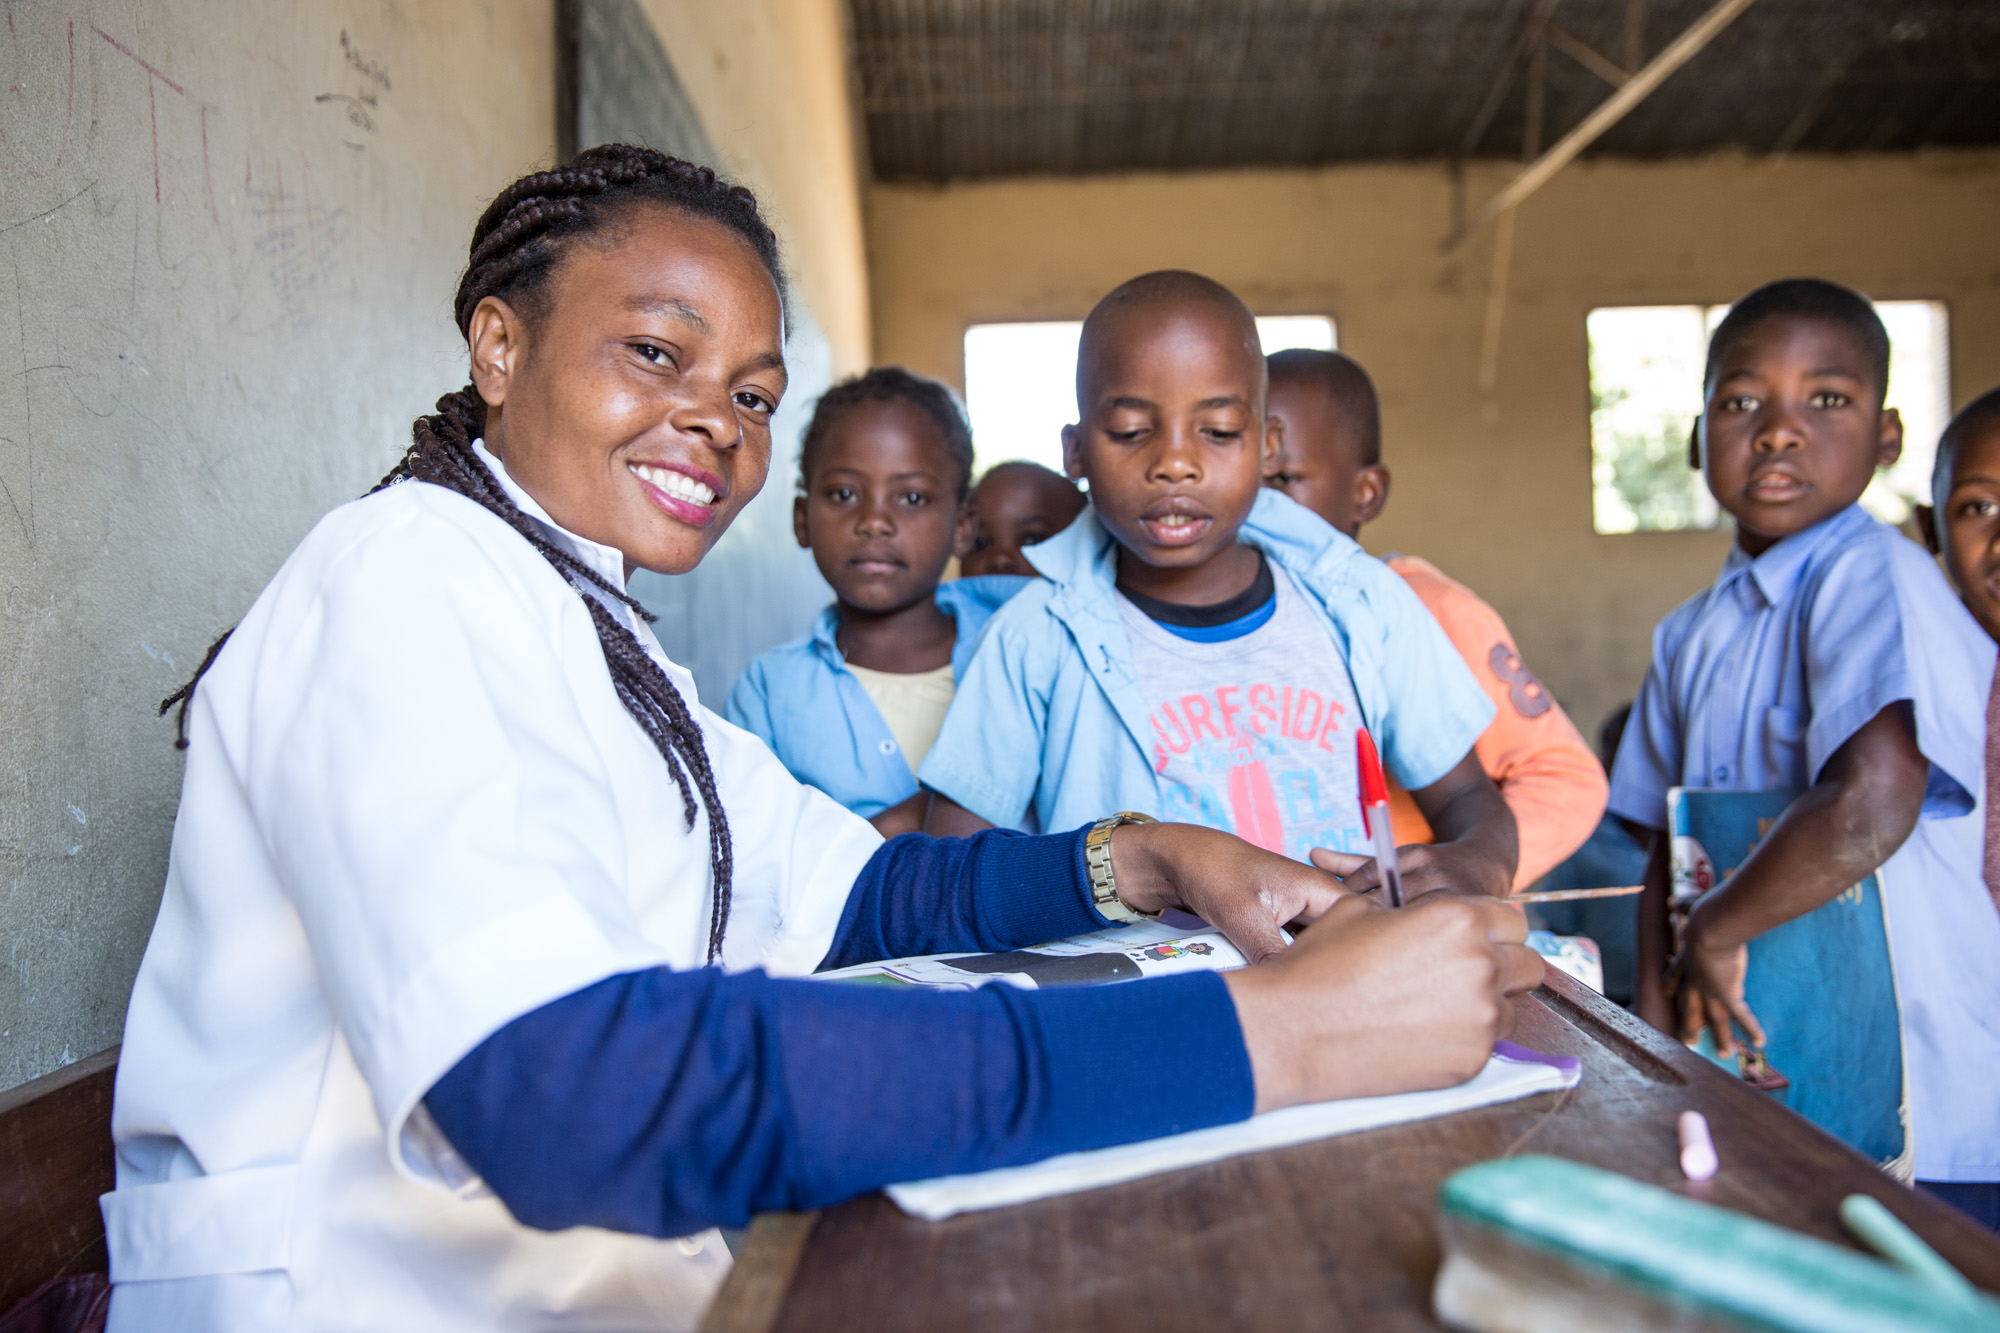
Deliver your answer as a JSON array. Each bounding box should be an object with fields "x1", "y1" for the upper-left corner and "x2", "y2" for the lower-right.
[
  {"x1": 919, "y1": 270, "x2": 1520, "y2": 901},
  {"x1": 1913, "y1": 385, "x2": 2000, "y2": 1231},
  {"x1": 728, "y1": 368, "x2": 1028, "y2": 836},
  {"x1": 1609, "y1": 280, "x2": 1999, "y2": 1221}
]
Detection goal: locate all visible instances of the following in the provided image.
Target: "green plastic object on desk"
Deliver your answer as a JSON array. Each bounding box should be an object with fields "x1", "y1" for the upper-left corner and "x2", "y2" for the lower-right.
[{"x1": 1433, "y1": 1156, "x2": 2000, "y2": 1333}]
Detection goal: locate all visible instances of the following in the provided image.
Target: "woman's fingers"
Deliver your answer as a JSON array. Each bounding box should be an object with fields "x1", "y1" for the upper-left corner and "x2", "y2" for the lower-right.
[
  {"x1": 1496, "y1": 941, "x2": 1546, "y2": 996},
  {"x1": 1201, "y1": 886, "x2": 1296, "y2": 965}
]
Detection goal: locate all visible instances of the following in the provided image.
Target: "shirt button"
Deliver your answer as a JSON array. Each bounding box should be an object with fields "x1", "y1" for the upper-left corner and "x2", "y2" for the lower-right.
[
  {"x1": 675, "y1": 1234, "x2": 705, "y2": 1256},
  {"x1": 878, "y1": 739, "x2": 898, "y2": 756},
  {"x1": 1715, "y1": 765, "x2": 1731, "y2": 782}
]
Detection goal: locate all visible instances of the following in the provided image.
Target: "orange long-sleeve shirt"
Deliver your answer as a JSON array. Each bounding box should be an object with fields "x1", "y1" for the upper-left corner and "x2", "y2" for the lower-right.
[{"x1": 1383, "y1": 555, "x2": 1608, "y2": 891}]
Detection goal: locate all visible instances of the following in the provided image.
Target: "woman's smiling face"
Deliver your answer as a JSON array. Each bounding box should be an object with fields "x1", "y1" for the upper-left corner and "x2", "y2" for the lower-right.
[{"x1": 468, "y1": 204, "x2": 788, "y2": 577}]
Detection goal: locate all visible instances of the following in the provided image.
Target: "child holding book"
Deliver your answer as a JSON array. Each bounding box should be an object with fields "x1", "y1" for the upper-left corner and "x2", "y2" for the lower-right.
[
  {"x1": 727, "y1": 368, "x2": 1028, "y2": 836},
  {"x1": 960, "y1": 459, "x2": 1088, "y2": 578},
  {"x1": 1609, "y1": 279, "x2": 1997, "y2": 1212},
  {"x1": 1262, "y1": 348, "x2": 1606, "y2": 890},
  {"x1": 921, "y1": 271, "x2": 1519, "y2": 900}
]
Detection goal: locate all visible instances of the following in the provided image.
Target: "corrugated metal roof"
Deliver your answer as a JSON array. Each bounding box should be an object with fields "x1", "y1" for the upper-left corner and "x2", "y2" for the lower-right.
[{"x1": 848, "y1": 0, "x2": 2000, "y2": 181}]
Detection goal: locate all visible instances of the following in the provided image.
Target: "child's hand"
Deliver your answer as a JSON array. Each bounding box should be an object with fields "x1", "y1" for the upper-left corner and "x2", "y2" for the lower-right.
[
  {"x1": 1308, "y1": 844, "x2": 1511, "y2": 900},
  {"x1": 1670, "y1": 927, "x2": 1766, "y2": 1057},
  {"x1": 1223, "y1": 892, "x2": 1545, "y2": 1112}
]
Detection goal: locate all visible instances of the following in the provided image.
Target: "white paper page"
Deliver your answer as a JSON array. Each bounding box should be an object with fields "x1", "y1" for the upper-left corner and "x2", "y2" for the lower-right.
[
  {"x1": 816, "y1": 919, "x2": 1249, "y2": 991},
  {"x1": 886, "y1": 1048, "x2": 1580, "y2": 1221}
]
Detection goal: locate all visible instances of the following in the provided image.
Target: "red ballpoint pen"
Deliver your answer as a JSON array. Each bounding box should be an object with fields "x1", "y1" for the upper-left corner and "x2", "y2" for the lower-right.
[{"x1": 1355, "y1": 728, "x2": 1405, "y2": 908}]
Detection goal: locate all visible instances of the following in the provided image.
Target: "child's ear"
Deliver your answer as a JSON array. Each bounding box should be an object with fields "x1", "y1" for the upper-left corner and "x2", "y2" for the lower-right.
[
  {"x1": 1060, "y1": 425, "x2": 1085, "y2": 481},
  {"x1": 792, "y1": 494, "x2": 811, "y2": 549},
  {"x1": 1354, "y1": 465, "x2": 1391, "y2": 528},
  {"x1": 1687, "y1": 418, "x2": 1703, "y2": 471},
  {"x1": 1913, "y1": 502, "x2": 1941, "y2": 557},
  {"x1": 1877, "y1": 406, "x2": 1905, "y2": 470},
  {"x1": 953, "y1": 504, "x2": 976, "y2": 560},
  {"x1": 467, "y1": 295, "x2": 526, "y2": 410},
  {"x1": 1262, "y1": 415, "x2": 1283, "y2": 475}
]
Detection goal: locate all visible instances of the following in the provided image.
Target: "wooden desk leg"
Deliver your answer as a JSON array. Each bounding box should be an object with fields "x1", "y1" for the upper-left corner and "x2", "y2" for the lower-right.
[{"x1": 699, "y1": 1211, "x2": 820, "y2": 1333}]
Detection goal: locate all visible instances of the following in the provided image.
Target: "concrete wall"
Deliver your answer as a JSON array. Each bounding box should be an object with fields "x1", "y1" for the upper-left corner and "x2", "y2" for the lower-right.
[
  {"x1": 620, "y1": 0, "x2": 872, "y2": 702},
  {"x1": 866, "y1": 151, "x2": 2000, "y2": 739},
  {"x1": 638, "y1": 0, "x2": 871, "y2": 381},
  {"x1": 0, "y1": 0, "x2": 557, "y2": 1088},
  {"x1": 0, "y1": 0, "x2": 876, "y2": 1093}
]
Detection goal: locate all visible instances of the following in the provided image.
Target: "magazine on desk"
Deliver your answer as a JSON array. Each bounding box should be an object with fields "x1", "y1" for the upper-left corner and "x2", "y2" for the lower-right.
[
  {"x1": 815, "y1": 913, "x2": 1251, "y2": 991},
  {"x1": 819, "y1": 912, "x2": 1584, "y2": 1220}
]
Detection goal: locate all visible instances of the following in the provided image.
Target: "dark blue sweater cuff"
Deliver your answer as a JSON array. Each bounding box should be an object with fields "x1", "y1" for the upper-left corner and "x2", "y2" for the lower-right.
[
  {"x1": 820, "y1": 825, "x2": 1105, "y2": 970},
  {"x1": 1021, "y1": 969, "x2": 1255, "y2": 1142},
  {"x1": 977, "y1": 823, "x2": 1106, "y2": 944}
]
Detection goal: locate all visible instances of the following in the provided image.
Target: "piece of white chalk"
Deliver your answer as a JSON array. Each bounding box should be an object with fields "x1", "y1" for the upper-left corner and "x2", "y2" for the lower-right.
[{"x1": 1679, "y1": 1110, "x2": 1719, "y2": 1181}]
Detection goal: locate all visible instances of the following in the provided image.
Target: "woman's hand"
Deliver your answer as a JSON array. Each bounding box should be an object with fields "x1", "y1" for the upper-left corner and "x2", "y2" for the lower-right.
[
  {"x1": 1106, "y1": 822, "x2": 1346, "y2": 962},
  {"x1": 1223, "y1": 892, "x2": 1545, "y2": 1112}
]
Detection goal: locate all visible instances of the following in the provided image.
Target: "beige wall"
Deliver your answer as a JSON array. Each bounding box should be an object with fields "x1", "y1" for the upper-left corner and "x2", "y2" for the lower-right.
[
  {"x1": 641, "y1": 0, "x2": 871, "y2": 376},
  {"x1": 867, "y1": 151, "x2": 2000, "y2": 739},
  {"x1": 0, "y1": 0, "x2": 556, "y2": 1090}
]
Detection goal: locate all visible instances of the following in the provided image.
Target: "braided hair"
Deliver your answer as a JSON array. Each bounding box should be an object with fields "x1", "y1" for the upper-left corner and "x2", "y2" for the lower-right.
[{"x1": 161, "y1": 144, "x2": 785, "y2": 961}]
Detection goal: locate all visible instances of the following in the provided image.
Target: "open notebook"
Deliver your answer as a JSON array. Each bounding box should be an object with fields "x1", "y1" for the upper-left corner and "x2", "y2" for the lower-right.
[{"x1": 819, "y1": 915, "x2": 1582, "y2": 1221}]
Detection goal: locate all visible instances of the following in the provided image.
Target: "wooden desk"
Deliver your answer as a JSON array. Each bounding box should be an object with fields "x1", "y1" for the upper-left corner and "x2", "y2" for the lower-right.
[{"x1": 704, "y1": 972, "x2": 2000, "y2": 1332}]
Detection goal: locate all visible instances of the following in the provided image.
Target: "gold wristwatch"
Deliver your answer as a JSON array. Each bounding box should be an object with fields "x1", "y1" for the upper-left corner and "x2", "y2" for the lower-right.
[{"x1": 1085, "y1": 811, "x2": 1159, "y2": 924}]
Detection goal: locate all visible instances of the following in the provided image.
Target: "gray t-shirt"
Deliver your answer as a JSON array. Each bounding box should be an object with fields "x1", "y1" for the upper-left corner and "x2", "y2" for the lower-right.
[{"x1": 1115, "y1": 567, "x2": 1369, "y2": 862}]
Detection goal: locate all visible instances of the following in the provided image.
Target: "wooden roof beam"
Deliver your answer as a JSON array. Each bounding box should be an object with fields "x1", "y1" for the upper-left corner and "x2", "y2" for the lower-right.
[
  {"x1": 1447, "y1": 0, "x2": 1760, "y2": 251},
  {"x1": 1547, "y1": 25, "x2": 1631, "y2": 88}
]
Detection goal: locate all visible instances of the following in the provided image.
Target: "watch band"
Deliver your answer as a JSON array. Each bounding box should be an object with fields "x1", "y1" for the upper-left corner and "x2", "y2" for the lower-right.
[{"x1": 1085, "y1": 811, "x2": 1159, "y2": 924}]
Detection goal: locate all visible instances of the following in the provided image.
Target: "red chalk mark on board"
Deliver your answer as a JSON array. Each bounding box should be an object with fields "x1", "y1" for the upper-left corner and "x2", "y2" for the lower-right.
[
  {"x1": 93, "y1": 26, "x2": 186, "y2": 205},
  {"x1": 91, "y1": 26, "x2": 183, "y2": 93}
]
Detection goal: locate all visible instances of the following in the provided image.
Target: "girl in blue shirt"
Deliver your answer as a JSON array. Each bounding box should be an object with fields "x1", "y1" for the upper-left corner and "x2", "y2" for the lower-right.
[{"x1": 728, "y1": 368, "x2": 1028, "y2": 835}]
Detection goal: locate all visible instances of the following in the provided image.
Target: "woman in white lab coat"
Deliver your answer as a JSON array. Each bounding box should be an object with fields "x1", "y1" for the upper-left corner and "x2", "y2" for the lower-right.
[{"x1": 102, "y1": 145, "x2": 1540, "y2": 1332}]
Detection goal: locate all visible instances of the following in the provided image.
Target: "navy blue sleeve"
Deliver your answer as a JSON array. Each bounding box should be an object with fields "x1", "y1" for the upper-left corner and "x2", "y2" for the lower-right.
[
  {"x1": 423, "y1": 825, "x2": 1255, "y2": 1238},
  {"x1": 424, "y1": 967, "x2": 1252, "y2": 1238},
  {"x1": 819, "y1": 824, "x2": 1104, "y2": 970}
]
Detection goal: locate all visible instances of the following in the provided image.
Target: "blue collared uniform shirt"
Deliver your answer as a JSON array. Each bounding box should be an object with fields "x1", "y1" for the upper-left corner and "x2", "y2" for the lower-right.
[
  {"x1": 1608, "y1": 503, "x2": 2000, "y2": 1182},
  {"x1": 917, "y1": 488, "x2": 1495, "y2": 841},
  {"x1": 726, "y1": 576, "x2": 1030, "y2": 818}
]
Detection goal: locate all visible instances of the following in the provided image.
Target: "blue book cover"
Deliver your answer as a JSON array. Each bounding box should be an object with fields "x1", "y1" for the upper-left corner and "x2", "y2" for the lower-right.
[{"x1": 1668, "y1": 788, "x2": 1906, "y2": 1166}]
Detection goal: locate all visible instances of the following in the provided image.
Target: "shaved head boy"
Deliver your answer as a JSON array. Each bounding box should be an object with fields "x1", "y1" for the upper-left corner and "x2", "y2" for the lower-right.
[
  {"x1": 961, "y1": 462, "x2": 1086, "y2": 579},
  {"x1": 1264, "y1": 349, "x2": 1607, "y2": 890},
  {"x1": 919, "y1": 271, "x2": 1521, "y2": 909}
]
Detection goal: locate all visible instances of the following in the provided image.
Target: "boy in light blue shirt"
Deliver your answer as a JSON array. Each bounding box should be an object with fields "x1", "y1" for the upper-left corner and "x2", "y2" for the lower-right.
[
  {"x1": 728, "y1": 368, "x2": 1028, "y2": 836},
  {"x1": 920, "y1": 271, "x2": 1517, "y2": 901},
  {"x1": 1609, "y1": 279, "x2": 1998, "y2": 1208}
]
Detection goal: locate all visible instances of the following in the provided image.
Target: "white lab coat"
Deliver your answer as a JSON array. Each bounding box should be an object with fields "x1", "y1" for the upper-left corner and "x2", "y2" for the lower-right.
[{"x1": 102, "y1": 443, "x2": 882, "y2": 1331}]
